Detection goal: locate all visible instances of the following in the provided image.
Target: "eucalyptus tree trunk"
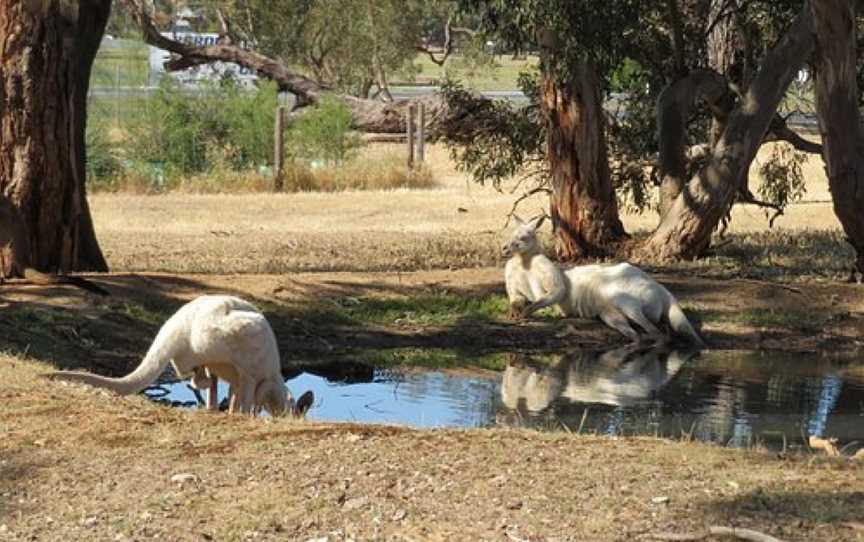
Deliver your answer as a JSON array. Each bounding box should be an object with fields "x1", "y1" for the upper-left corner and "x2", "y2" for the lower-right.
[
  {"x1": 0, "y1": 0, "x2": 110, "y2": 277},
  {"x1": 540, "y1": 63, "x2": 626, "y2": 260},
  {"x1": 640, "y1": 8, "x2": 814, "y2": 260},
  {"x1": 655, "y1": 70, "x2": 732, "y2": 218},
  {"x1": 810, "y1": 0, "x2": 864, "y2": 274}
]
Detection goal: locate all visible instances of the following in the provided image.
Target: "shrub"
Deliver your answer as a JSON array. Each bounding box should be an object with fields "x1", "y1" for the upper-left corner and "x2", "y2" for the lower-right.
[
  {"x1": 286, "y1": 95, "x2": 363, "y2": 166},
  {"x1": 85, "y1": 119, "x2": 122, "y2": 188},
  {"x1": 123, "y1": 77, "x2": 277, "y2": 179}
]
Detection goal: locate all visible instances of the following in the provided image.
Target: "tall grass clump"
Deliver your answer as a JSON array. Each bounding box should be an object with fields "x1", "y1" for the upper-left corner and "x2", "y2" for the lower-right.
[{"x1": 281, "y1": 152, "x2": 436, "y2": 192}]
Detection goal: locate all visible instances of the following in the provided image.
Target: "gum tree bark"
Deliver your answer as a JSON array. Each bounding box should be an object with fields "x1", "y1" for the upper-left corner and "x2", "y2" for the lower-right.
[
  {"x1": 655, "y1": 70, "x2": 733, "y2": 218},
  {"x1": 541, "y1": 63, "x2": 626, "y2": 260},
  {"x1": 0, "y1": 1, "x2": 110, "y2": 277},
  {"x1": 810, "y1": 0, "x2": 864, "y2": 274},
  {"x1": 640, "y1": 7, "x2": 814, "y2": 260}
]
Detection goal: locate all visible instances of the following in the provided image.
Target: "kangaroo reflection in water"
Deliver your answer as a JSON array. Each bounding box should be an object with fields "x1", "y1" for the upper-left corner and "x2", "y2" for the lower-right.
[{"x1": 499, "y1": 344, "x2": 699, "y2": 425}]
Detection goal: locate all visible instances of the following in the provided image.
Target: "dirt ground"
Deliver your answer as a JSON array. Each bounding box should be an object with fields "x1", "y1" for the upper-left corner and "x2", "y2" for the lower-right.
[
  {"x1": 3, "y1": 142, "x2": 864, "y2": 541},
  {"x1": 2, "y1": 356, "x2": 863, "y2": 542}
]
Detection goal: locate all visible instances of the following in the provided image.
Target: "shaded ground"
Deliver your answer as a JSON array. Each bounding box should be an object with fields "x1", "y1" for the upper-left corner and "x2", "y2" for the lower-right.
[{"x1": 3, "y1": 270, "x2": 864, "y2": 381}]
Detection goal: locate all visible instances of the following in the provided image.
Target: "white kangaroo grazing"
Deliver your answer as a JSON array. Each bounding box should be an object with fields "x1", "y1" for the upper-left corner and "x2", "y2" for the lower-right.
[
  {"x1": 502, "y1": 216, "x2": 705, "y2": 346},
  {"x1": 48, "y1": 295, "x2": 310, "y2": 416}
]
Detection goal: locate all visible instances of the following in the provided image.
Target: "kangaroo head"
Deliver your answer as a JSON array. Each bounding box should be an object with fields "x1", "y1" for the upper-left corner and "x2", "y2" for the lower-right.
[
  {"x1": 255, "y1": 380, "x2": 314, "y2": 418},
  {"x1": 255, "y1": 380, "x2": 290, "y2": 416},
  {"x1": 502, "y1": 215, "x2": 546, "y2": 258}
]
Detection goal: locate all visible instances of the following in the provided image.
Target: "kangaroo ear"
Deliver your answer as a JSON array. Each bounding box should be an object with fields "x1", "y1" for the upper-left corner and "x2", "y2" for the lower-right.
[
  {"x1": 293, "y1": 390, "x2": 315, "y2": 418},
  {"x1": 512, "y1": 214, "x2": 525, "y2": 226},
  {"x1": 531, "y1": 215, "x2": 546, "y2": 230}
]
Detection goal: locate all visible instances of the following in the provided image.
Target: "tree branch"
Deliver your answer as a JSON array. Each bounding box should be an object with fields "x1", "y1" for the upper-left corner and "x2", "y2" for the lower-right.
[
  {"x1": 122, "y1": 0, "x2": 325, "y2": 104},
  {"x1": 656, "y1": 69, "x2": 735, "y2": 217},
  {"x1": 704, "y1": 0, "x2": 747, "y2": 42},
  {"x1": 417, "y1": 19, "x2": 479, "y2": 67},
  {"x1": 504, "y1": 187, "x2": 552, "y2": 228},
  {"x1": 766, "y1": 115, "x2": 823, "y2": 154},
  {"x1": 738, "y1": 190, "x2": 785, "y2": 228},
  {"x1": 214, "y1": 7, "x2": 235, "y2": 45},
  {"x1": 665, "y1": 0, "x2": 687, "y2": 77}
]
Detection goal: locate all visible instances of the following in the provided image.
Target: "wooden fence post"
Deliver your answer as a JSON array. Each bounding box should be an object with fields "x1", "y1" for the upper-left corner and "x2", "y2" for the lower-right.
[
  {"x1": 406, "y1": 103, "x2": 416, "y2": 170},
  {"x1": 273, "y1": 105, "x2": 286, "y2": 191},
  {"x1": 417, "y1": 102, "x2": 426, "y2": 164}
]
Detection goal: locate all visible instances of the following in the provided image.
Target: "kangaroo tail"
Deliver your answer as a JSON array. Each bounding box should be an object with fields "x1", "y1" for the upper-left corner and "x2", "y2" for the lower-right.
[
  {"x1": 47, "y1": 322, "x2": 177, "y2": 395},
  {"x1": 668, "y1": 302, "x2": 707, "y2": 347}
]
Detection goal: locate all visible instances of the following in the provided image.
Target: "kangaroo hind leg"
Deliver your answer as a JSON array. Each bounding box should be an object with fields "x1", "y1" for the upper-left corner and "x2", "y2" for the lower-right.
[
  {"x1": 599, "y1": 307, "x2": 641, "y2": 342},
  {"x1": 618, "y1": 301, "x2": 666, "y2": 344}
]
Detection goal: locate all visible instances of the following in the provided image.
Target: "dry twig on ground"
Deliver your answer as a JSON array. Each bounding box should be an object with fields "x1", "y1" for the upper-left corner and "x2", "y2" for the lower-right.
[{"x1": 649, "y1": 525, "x2": 787, "y2": 542}]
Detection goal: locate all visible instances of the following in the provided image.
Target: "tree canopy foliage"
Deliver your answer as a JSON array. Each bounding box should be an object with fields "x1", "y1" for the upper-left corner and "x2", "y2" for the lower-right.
[{"x1": 444, "y1": 0, "x2": 823, "y2": 219}]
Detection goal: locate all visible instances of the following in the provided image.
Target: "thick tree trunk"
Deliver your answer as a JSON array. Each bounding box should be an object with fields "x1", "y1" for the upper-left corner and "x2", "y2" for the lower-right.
[
  {"x1": 0, "y1": 1, "x2": 110, "y2": 277},
  {"x1": 811, "y1": 0, "x2": 864, "y2": 273},
  {"x1": 541, "y1": 64, "x2": 626, "y2": 260},
  {"x1": 656, "y1": 70, "x2": 732, "y2": 218},
  {"x1": 74, "y1": 2, "x2": 112, "y2": 271},
  {"x1": 640, "y1": 8, "x2": 814, "y2": 260}
]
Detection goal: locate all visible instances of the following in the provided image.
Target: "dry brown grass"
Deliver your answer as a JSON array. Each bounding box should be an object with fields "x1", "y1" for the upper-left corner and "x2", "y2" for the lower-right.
[
  {"x1": 91, "y1": 145, "x2": 436, "y2": 195},
  {"x1": 89, "y1": 142, "x2": 849, "y2": 278},
  {"x1": 2, "y1": 356, "x2": 862, "y2": 542}
]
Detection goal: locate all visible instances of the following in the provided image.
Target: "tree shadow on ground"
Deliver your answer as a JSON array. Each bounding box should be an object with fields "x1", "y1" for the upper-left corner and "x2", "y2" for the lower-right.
[
  {"x1": 0, "y1": 273, "x2": 624, "y2": 377},
  {"x1": 0, "y1": 273, "x2": 213, "y2": 374},
  {"x1": 640, "y1": 229, "x2": 854, "y2": 281},
  {"x1": 3, "y1": 267, "x2": 860, "y2": 377}
]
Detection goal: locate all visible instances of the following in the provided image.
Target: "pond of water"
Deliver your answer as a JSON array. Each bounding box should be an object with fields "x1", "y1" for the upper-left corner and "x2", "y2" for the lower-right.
[{"x1": 145, "y1": 345, "x2": 864, "y2": 450}]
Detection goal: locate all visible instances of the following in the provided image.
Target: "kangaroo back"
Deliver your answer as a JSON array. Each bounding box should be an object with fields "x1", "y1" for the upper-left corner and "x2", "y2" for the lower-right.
[{"x1": 667, "y1": 302, "x2": 706, "y2": 347}]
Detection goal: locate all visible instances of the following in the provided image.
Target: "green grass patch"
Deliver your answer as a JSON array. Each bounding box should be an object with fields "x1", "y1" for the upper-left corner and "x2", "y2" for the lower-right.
[
  {"x1": 694, "y1": 307, "x2": 825, "y2": 331},
  {"x1": 396, "y1": 53, "x2": 538, "y2": 91},
  {"x1": 353, "y1": 347, "x2": 508, "y2": 371},
  {"x1": 274, "y1": 292, "x2": 510, "y2": 331},
  {"x1": 640, "y1": 229, "x2": 856, "y2": 283},
  {"x1": 735, "y1": 308, "x2": 817, "y2": 329},
  {"x1": 334, "y1": 292, "x2": 509, "y2": 326},
  {"x1": 117, "y1": 302, "x2": 171, "y2": 326}
]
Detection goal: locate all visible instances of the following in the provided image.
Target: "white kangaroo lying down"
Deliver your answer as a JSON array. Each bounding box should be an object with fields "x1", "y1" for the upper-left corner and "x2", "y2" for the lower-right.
[
  {"x1": 48, "y1": 295, "x2": 311, "y2": 416},
  {"x1": 502, "y1": 216, "x2": 705, "y2": 346}
]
